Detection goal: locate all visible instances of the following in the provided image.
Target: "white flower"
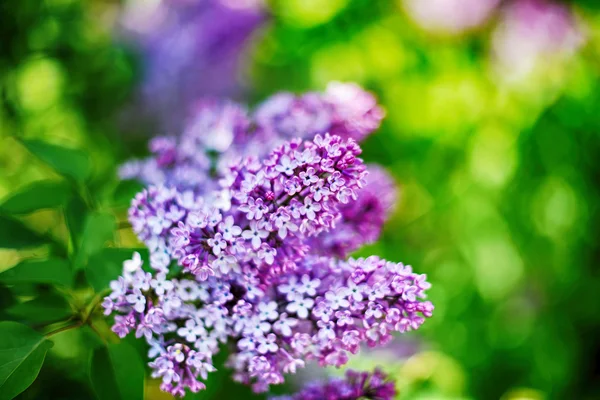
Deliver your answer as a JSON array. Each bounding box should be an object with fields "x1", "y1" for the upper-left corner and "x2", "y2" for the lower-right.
[
  {"x1": 245, "y1": 284, "x2": 265, "y2": 300},
  {"x1": 126, "y1": 289, "x2": 146, "y2": 313},
  {"x1": 131, "y1": 270, "x2": 151, "y2": 291},
  {"x1": 283, "y1": 358, "x2": 305, "y2": 374},
  {"x1": 297, "y1": 274, "x2": 320, "y2": 296},
  {"x1": 207, "y1": 233, "x2": 227, "y2": 255},
  {"x1": 366, "y1": 283, "x2": 388, "y2": 301},
  {"x1": 278, "y1": 276, "x2": 300, "y2": 300},
  {"x1": 346, "y1": 279, "x2": 364, "y2": 302},
  {"x1": 365, "y1": 302, "x2": 384, "y2": 319},
  {"x1": 109, "y1": 277, "x2": 127, "y2": 299},
  {"x1": 165, "y1": 205, "x2": 184, "y2": 222},
  {"x1": 286, "y1": 295, "x2": 314, "y2": 319},
  {"x1": 177, "y1": 279, "x2": 209, "y2": 302},
  {"x1": 187, "y1": 211, "x2": 207, "y2": 228},
  {"x1": 324, "y1": 288, "x2": 350, "y2": 310},
  {"x1": 277, "y1": 220, "x2": 298, "y2": 239},
  {"x1": 294, "y1": 148, "x2": 316, "y2": 165},
  {"x1": 150, "y1": 273, "x2": 174, "y2": 296},
  {"x1": 162, "y1": 293, "x2": 182, "y2": 315},
  {"x1": 211, "y1": 253, "x2": 240, "y2": 275},
  {"x1": 257, "y1": 244, "x2": 277, "y2": 265},
  {"x1": 300, "y1": 197, "x2": 321, "y2": 220},
  {"x1": 317, "y1": 320, "x2": 336, "y2": 341},
  {"x1": 244, "y1": 316, "x2": 271, "y2": 337},
  {"x1": 150, "y1": 250, "x2": 170, "y2": 272},
  {"x1": 273, "y1": 313, "x2": 297, "y2": 337},
  {"x1": 218, "y1": 216, "x2": 242, "y2": 241},
  {"x1": 242, "y1": 221, "x2": 269, "y2": 250},
  {"x1": 258, "y1": 301, "x2": 279, "y2": 321},
  {"x1": 160, "y1": 363, "x2": 180, "y2": 384},
  {"x1": 257, "y1": 333, "x2": 278, "y2": 354},
  {"x1": 299, "y1": 167, "x2": 318, "y2": 186},
  {"x1": 311, "y1": 183, "x2": 330, "y2": 201},
  {"x1": 197, "y1": 361, "x2": 216, "y2": 380},
  {"x1": 147, "y1": 338, "x2": 165, "y2": 359},
  {"x1": 206, "y1": 209, "x2": 222, "y2": 227},
  {"x1": 177, "y1": 319, "x2": 205, "y2": 342},
  {"x1": 123, "y1": 252, "x2": 143, "y2": 273},
  {"x1": 213, "y1": 189, "x2": 232, "y2": 211},
  {"x1": 147, "y1": 209, "x2": 172, "y2": 235},
  {"x1": 238, "y1": 335, "x2": 258, "y2": 351},
  {"x1": 288, "y1": 199, "x2": 302, "y2": 219},
  {"x1": 275, "y1": 154, "x2": 298, "y2": 176}
]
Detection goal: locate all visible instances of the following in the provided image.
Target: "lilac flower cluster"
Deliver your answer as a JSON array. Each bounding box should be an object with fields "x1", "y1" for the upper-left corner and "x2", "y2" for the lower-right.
[
  {"x1": 103, "y1": 253, "x2": 431, "y2": 395},
  {"x1": 228, "y1": 256, "x2": 433, "y2": 392},
  {"x1": 255, "y1": 82, "x2": 385, "y2": 145},
  {"x1": 119, "y1": 82, "x2": 385, "y2": 193},
  {"x1": 171, "y1": 133, "x2": 367, "y2": 285},
  {"x1": 270, "y1": 368, "x2": 397, "y2": 400},
  {"x1": 106, "y1": 84, "x2": 432, "y2": 397}
]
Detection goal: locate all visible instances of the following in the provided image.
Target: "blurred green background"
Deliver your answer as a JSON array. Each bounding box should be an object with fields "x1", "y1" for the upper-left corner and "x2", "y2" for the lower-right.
[{"x1": 1, "y1": 0, "x2": 600, "y2": 399}]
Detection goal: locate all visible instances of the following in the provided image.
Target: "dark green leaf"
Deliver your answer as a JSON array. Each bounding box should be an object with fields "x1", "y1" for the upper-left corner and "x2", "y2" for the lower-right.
[
  {"x1": 20, "y1": 139, "x2": 91, "y2": 182},
  {"x1": 65, "y1": 193, "x2": 88, "y2": 254},
  {"x1": 0, "y1": 284, "x2": 17, "y2": 320},
  {"x1": 112, "y1": 180, "x2": 143, "y2": 207},
  {"x1": 0, "y1": 215, "x2": 46, "y2": 249},
  {"x1": 89, "y1": 343, "x2": 145, "y2": 400},
  {"x1": 0, "y1": 181, "x2": 72, "y2": 215},
  {"x1": 7, "y1": 292, "x2": 73, "y2": 324},
  {"x1": 86, "y1": 248, "x2": 147, "y2": 292},
  {"x1": 0, "y1": 258, "x2": 72, "y2": 287},
  {"x1": 74, "y1": 213, "x2": 116, "y2": 270},
  {"x1": 0, "y1": 321, "x2": 53, "y2": 400}
]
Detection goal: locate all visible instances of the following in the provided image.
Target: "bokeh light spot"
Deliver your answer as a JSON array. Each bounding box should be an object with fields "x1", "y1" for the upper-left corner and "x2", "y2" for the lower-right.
[{"x1": 16, "y1": 57, "x2": 64, "y2": 112}]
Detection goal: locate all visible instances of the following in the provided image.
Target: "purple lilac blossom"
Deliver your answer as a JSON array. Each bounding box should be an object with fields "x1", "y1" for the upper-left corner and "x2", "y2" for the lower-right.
[
  {"x1": 270, "y1": 368, "x2": 397, "y2": 400},
  {"x1": 255, "y1": 82, "x2": 385, "y2": 145},
  {"x1": 121, "y1": 100, "x2": 251, "y2": 193},
  {"x1": 309, "y1": 165, "x2": 397, "y2": 258},
  {"x1": 118, "y1": 0, "x2": 264, "y2": 134},
  {"x1": 171, "y1": 133, "x2": 367, "y2": 285},
  {"x1": 492, "y1": 0, "x2": 584, "y2": 80},
  {"x1": 120, "y1": 82, "x2": 385, "y2": 194},
  {"x1": 107, "y1": 86, "x2": 431, "y2": 396},
  {"x1": 103, "y1": 253, "x2": 432, "y2": 395}
]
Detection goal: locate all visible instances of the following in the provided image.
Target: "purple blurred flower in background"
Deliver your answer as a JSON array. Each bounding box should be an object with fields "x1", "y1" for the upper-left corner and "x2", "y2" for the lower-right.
[
  {"x1": 270, "y1": 368, "x2": 397, "y2": 400},
  {"x1": 118, "y1": 0, "x2": 265, "y2": 134},
  {"x1": 403, "y1": 0, "x2": 501, "y2": 34},
  {"x1": 492, "y1": 0, "x2": 584, "y2": 80}
]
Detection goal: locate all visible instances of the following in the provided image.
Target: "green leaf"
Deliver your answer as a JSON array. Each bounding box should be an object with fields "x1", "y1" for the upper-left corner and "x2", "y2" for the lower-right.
[
  {"x1": 112, "y1": 180, "x2": 143, "y2": 207},
  {"x1": 65, "y1": 193, "x2": 88, "y2": 253},
  {"x1": 74, "y1": 213, "x2": 116, "y2": 270},
  {"x1": 89, "y1": 343, "x2": 145, "y2": 400},
  {"x1": 0, "y1": 258, "x2": 72, "y2": 287},
  {"x1": 7, "y1": 292, "x2": 73, "y2": 324},
  {"x1": 86, "y1": 248, "x2": 147, "y2": 292},
  {"x1": 0, "y1": 321, "x2": 53, "y2": 400},
  {"x1": 0, "y1": 215, "x2": 47, "y2": 249},
  {"x1": 20, "y1": 139, "x2": 91, "y2": 182},
  {"x1": 0, "y1": 181, "x2": 72, "y2": 215}
]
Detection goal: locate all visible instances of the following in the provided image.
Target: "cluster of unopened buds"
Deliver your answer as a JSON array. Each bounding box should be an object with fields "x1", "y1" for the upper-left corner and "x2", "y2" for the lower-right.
[{"x1": 106, "y1": 82, "x2": 434, "y2": 396}]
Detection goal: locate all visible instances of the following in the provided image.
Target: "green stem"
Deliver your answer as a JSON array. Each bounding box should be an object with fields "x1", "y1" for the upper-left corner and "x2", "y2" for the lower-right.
[{"x1": 45, "y1": 321, "x2": 83, "y2": 337}]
